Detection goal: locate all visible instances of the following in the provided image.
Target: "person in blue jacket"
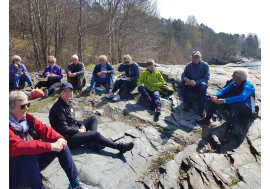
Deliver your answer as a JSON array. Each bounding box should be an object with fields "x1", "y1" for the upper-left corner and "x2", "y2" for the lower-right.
[
  {"x1": 179, "y1": 51, "x2": 210, "y2": 117},
  {"x1": 89, "y1": 55, "x2": 114, "y2": 95},
  {"x1": 106, "y1": 54, "x2": 140, "y2": 101},
  {"x1": 195, "y1": 69, "x2": 256, "y2": 143}
]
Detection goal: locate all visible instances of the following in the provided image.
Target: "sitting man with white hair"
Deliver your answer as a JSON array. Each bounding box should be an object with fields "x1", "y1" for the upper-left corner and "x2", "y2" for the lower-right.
[
  {"x1": 195, "y1": 69, "x2": 256, "y2": 143},
  {"x1": 65, "y1": 54, "x2": 85, "y2": 94},
  {"x1": 89, "y1": 55, "x2": 114, "y2": 95}
]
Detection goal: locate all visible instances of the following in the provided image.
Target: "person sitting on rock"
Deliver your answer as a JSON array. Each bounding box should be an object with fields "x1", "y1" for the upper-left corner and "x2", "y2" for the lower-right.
[
  {"x1": 195, "y1": 69, "x2": 256, "y2": 143},
  {"x1": 34, "y1": 56, "x2": 63, "y2": 97},
  {"x1": 106, "y1": 54, "x2": 140, "y2": 101},
  {"x1": 137, "y1": 59, "x2": 164, "y2": 117},
  {"x1": 89, "y1": 55, "x2": 115, "y2": 95},
  {"x1": 49, "y1": 82, "x2": 134, "y2": 153},
  {"x1": 9, "y1": 55, "x2": 35, "y2": 91},
  {"x1": 9, "y1": 91, "x2": 88, "y2": 189},
  {"x1": 65, "y1": 54, "x2": 85, "y2": 95},
  {"x1": 179, "y1": 51, "x2": 210, "y2": 117}
]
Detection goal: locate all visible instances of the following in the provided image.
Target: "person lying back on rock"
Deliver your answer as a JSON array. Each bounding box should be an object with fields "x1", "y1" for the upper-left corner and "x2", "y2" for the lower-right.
[
  {"x1": 9, "y1": 91, "x2": 88, "y2": 189},
  {"x1": 34, "y1": 55, "x2": 63, "y2": 97},
  {"x1": 179, "y1": 51, "x2": 210, "y2": 117},
  {"x1": 9, "y1": 55, "x2": 35, "y2": 91},
  {"x1": 195, "y1": 69, "x2": 256, "y2": 143},
  {"x1": 106, "y1": 54, "x2": 140, "y2": 101},
  {"x1": 49, "y1": 82, "x2": 134, "y2": 153},
  {"x1": 65, "y1": 54, "x2": 86, "y2": 95},
  {"x1": 89, "y1": 55, "x2": 115, "y2": 95},
  {"x1": 137, "y1": 59, "x2": 165, "y2": 117}
]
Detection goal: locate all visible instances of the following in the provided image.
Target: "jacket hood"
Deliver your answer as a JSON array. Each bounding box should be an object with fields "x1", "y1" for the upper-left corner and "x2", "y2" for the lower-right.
[{"x1": 142, "y1": 69, "x2": 157, "y2": 75}]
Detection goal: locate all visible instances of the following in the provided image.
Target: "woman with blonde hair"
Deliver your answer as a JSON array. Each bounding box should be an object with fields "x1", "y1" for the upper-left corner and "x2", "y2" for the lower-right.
[
  {"x1": 35, "y1": 56, "x2": 63, "y2": 97},
  {"x1": 9, "y1": 55, "x2": 35, "y2": 91},
  {"x1": 106, "y1": 54, "x2": 140, "y2": 101}
]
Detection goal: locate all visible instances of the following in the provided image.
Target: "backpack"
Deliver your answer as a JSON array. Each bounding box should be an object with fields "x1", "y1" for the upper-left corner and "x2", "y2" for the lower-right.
[
  {"x1": 159, "y1": 84, "x2": 174, "y2": 96},
  {"x1": 30, "y1": 89, "x2": 45, "y2": 99}
]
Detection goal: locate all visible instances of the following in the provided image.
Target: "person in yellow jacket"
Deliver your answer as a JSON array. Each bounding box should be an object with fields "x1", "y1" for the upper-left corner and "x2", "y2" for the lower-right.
[{"x1": 137, "y1": 59, "x2": 164, "y2": 116}]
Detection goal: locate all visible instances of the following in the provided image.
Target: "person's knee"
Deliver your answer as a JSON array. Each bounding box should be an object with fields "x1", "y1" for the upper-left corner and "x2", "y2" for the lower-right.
[
  {"x1": 199, "y1": 82, "x2": 208, "y2": 89},
  {"x1": 138, "y1": 85, "x2": 144, "y2": 91},
  {"x1": 14, "y1": 74, "x2": 20, "y2": 78},
  {"x1": 94, "y1": 131, "x2": 101, "y2": 139},
  {"x1": 19, "y1": 155, "x2": 37, "y2": 164}
]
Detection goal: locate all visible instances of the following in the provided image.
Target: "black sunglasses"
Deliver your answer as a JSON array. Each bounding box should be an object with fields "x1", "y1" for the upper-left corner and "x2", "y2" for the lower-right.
[
  {"x1": 48, "y1": 62, "x2": 54, "y2": 64},
  {"x1": 124, "y1": 61, "x2": 130, "y2": 64},
  {"x1": 15, "y1": 59, "x2": 20, "y2": 61},
  {"x1": 21, "y1": 103, "x2": 31, "y2": 110}
]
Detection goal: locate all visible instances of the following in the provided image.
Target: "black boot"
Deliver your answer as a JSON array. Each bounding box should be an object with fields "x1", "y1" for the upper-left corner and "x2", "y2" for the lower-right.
[
  {"x1": 198, "y1": 107, "x2": 206, "y2": 117},
  {"x1": 155, "y1": 108, "x2": 161, "y2": 117},
  {"x1": 183, "y1": 102, "x2": 192, "y2": 112},
  {"x1": 222, "y1": 129, "x2": 234, "y2": 143},
  {"x1": 117, "y1": 142, "x2": 134, "y2": 153}
]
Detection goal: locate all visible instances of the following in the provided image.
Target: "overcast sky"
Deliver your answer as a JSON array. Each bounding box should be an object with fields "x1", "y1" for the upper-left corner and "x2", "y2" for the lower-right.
[{"x1": 156, "y1": 0, "x2": 265, "y2": 40}]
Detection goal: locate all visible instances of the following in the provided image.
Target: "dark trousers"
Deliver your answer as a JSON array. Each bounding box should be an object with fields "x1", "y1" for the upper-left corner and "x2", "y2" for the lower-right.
[
  {"x1": 138, "y1": 86, "x2": 161, "y2": 109},
  {"x1": 179, "y1": 80, "x2": 208, "y2": 108},
  {"x1": 205, "y1": 101, "x2": 254, "y2": 129},
  {"x1": 35, "y1": 80, "x2": 61, "y2": 95},
  {"x1": 66, "y1": 116, "x2": 118, "y2": 149},
  {"x1": 9, "y1": 145, "x2": 79, "y2": 189},
  {"x1": 67, "y1": 74, "x2": 85, "y2": 90},
  {"x1": 112, "y1": 80, "x2": 137, "y2": 96}
]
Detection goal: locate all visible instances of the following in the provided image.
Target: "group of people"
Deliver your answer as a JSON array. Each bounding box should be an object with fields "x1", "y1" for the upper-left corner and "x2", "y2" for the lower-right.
[{"x1": 9, "y1": 51, "x2": 258, "y2": 189}]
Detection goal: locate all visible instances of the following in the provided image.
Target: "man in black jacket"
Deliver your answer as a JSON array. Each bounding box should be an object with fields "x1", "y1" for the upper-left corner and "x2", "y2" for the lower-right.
[
  {"x1": 89, "y1": 55, "x2": 115, "y2": 95},
  {"x1": 65, "y1": 54, "x2": 85, "y2": 94}
]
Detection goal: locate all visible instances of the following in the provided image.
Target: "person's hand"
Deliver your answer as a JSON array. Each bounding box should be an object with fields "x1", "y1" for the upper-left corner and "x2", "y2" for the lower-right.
[
  {"x1": 97, "y1": 72, "x2": 102, "y2": 76},
  {"x1": 68, "y1": 72, "x2": 73, "y2": 77},
  {"x1": 211, "y1": 96, "x2": 217, "y2": 102},
  {"x1": 13, "y1": 63, "x2": 19, "y2": 68},
  {"x1": 125, "y1": 77, "x2": 130, "y2": 80},
  {"x1": 185, "y1": 79, "x2": 191, "y2": 85},
  {"x1": 80, "y1": 126, "x2": 86, "y2": 132},
  {"x1": 149, "y1": 83, "x2": 154, "y2": 87},
  {"x1": 49, "y1": 73, "x2": 56, "y2": 77},
  {"x1": 190, "y1": 80, "x2": 197, "y2": 86},
  {"x1": 45, "y1": 72, "x2": 50, "y2": 76},
  {"x1": 72, "y1": 73, "x2": 76, "y2": 77},
  {"x1": 102, "y1": 71, "x2": 107, "y2": 74},
  {"x1": 79, "y1": 129, "x2": 86, "y2": 133},
  {"x1": 19, "y1": 72, "x2": 24, "y2": 76},
  {"x1": 51, "y1": 138, "x2": 67, "y2": 152},
  {"x1": 214, "y1": 99, "x2": 225, "y2": 104}
]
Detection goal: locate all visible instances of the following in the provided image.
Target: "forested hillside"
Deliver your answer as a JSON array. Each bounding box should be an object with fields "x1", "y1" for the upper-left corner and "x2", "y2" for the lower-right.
[{"x1": 9, "y1": 0, "x2": 261, "y2": 72}]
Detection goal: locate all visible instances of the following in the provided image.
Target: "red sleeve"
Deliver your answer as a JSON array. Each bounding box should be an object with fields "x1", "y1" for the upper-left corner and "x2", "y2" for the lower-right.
[
  {"x1": 33, "y1": 117, "x2": 64, "y2": 143},
  {"x1": 9, "y1": 128, "x2": 51, "y2": 156}
]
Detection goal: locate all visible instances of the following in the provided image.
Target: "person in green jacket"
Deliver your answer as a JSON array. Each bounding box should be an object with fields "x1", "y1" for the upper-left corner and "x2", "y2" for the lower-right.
[{"x1": 137, "y1": 59, "x2": 164, "y2": 116}]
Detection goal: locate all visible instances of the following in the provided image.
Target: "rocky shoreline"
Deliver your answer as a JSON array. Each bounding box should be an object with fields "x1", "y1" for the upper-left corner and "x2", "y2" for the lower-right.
[{"x1": 12, "y1": 63, "x2": 261, "y2": 189}]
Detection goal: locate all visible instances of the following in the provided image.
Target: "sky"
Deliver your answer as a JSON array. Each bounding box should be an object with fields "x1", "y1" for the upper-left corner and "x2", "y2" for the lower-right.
[{"x1": 156, "y1": 0, "x2": 265, "y2": 41}]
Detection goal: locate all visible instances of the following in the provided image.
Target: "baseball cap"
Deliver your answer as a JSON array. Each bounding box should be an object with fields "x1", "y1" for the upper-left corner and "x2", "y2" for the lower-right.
[
  {"x1": 191, "y1": 51, "x2": 201, "y2": 57},
  {"x1": 59, "y1": 83, "x2": 73, "y2": 92}
]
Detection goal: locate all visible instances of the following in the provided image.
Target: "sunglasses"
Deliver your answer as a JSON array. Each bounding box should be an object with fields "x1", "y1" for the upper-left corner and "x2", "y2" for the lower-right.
[
  {"x1": 124, "y1": 61, "x2": 130, "y2": 64},
  {"x1": 21, "y1": 103, "x2": 31, "y2": 110},
  {"x1": 15, "y1": 59, "x2": 20, "y2": 61},
  {"x1": 48, "y1": 62, "x2": 54, "y2": 64}
]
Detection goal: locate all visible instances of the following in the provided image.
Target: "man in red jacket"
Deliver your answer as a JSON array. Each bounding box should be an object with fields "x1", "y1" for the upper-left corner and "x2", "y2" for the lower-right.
[{"x1": 9, "y1": 91, "x2": 87, "y2": 189}]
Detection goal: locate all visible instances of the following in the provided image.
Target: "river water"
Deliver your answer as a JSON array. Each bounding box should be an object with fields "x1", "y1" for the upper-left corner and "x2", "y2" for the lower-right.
[{"x1": 241, "y1": 61, "x2": 261, "y2": 71}]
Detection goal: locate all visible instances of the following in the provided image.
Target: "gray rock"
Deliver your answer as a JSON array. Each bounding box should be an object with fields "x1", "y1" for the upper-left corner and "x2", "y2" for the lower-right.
[
  {"x1": 174, "y1": 144, "x2": 198, "y2": 164},
  {"x1": 238, "y1": 163, "x2": 261, "y2": 189}
]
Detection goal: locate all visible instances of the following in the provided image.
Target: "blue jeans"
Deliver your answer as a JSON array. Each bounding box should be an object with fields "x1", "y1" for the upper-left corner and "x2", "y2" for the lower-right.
[
  {"x1": 179, "y1": 80, "x2": 208, "y2": 108},
  {"x1": 9, "y1": 145, "x2": 79, "y2": 189},
  {"x1": 90, "y1": 74, "x2": 113, "y2": 90},
  {"x1": 12, "y1": 74, "x2": 34, "y2": 88},
  {"x1": 138, "y1": 86, "x2": 161, "y2": 109}
]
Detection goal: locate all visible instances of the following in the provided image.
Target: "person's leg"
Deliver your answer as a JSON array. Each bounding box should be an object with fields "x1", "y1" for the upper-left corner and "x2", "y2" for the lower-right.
[
  {"x1": 66, "y1": 131, "x2": 118, "y2": 149},
  {"x1": 126, "y1": 81, "x2": 138, "y2": 88},
  {"x1": 35, "y1": 80, "x2": 50, "y2": 89},
  {"x1": 9, "y1": 155, "x2": 47, "y2": 189},
  {"x1": 117, "y1": 80, "x2": 127, "y2": 95},
  {"x1": 105, "y1": 73, "x2": 114, "y2": 89},
  {"x1": 138, "y1": 85, "x2": 151, "y2": 99},
  {"x1": 179, "y1": 80, "x2": 192, "y2": 103},
  {"x1": 152, "y1": 90, "x2": 162, "y2": 108},
  {"x1": 77, "y1": 75, "x2": 85, "y2": 90},
  {"x1": 13, "y1": 74, "x2": 21, "y2": 88},
  {"x1": 111, "y1": 80, "x2": 122, "y2": 93},
  {"x1": 19, "y1": 74, "x2": 34, "y2": 87},
  {"x1": 90, "y1": 75, "x2": 97, "y2": 90},
  {"x1": 47, "y1": 81, "x2": 61, "y2": 95},
  {"x1": 82, "y1": 116, "x2": 98, "y2": 132},
  {"x1": 197, "y1": 82, "x2": 208, "y2": 108},
  {"x1": 67, "y1": 74, "x2": 72, "y2": 84},
  {"x1": 204, "y1": 100, "x2": 220, "y2": 121}
]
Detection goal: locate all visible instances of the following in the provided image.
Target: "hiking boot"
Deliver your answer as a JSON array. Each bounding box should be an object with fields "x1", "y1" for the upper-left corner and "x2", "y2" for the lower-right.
[
  {"x1": 68, "y1": 182, "x2": 88, "y2": 189},
  {"x1": 106, "y1": 92, "x2": 115, "y2": 98},
  {"x1": 222, "y1": 129, "x2": 233, "y2": 143},
  {"x1": 198, "y1": 107, "x2": 206, "y2": 117},
  {"x1": 183, "y1": 102, "x2": 192, "y2": 112},
  {"x1": 113, "y1": 94, "x2": 120, "y2": 101},
  {"x1": 195, "y1": 117, "x2": 211, "y2": 125},
  {"x1": 44, "y1": 89, "x2": 49, "y2": 97},
  {"x1": 156, "y1": 108, "x2": 161, "y2": 117},
  {"x1": 23, "y1": 90, "x2": 31, "y2": 97},
  {"x1": 89, "y1": 89, "x2": 95, "y2": 96},
  {"x1": 76, "y1": 89, "x2": 82, "y2": 95},
  {"x1": 86, "y1": 141, "x2": 105, "y2": 150},
  {"x1": 117, "y1": 142, "x2": 134, "y2": 153}
]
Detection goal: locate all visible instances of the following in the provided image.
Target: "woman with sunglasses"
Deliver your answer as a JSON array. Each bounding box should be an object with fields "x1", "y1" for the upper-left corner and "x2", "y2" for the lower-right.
[
  {"x1": 9, "y1": 55, "x2": 35, "y2": 91},
  {"x1": 35, "y1": 56, "x2": 63, "y2": 97},
  {"x1": 9, "y1": 91, "x2": 89, "y2": 189},
  {"x1": 106, "y1": 54, "x2": 140, "y2": 101}
]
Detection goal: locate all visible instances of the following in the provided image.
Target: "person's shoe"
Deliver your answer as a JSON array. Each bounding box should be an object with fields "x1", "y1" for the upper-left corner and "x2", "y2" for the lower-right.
[
  {"x1": 198, "y1": 107, "x2": 206, "y2": 117},
  {"x1": 14, "y1": 88, "x2": 18, "y2": 91},
  {"x1": 222, "y1": 129, "x2": 234, "y2": 143},
  {"x1": 23, "y1": 90, "x2": 31, "y2": 97},
  {"x1": 68, "y1": 182, "x2": 88, "y2": 189},
  {"x1": 106, "y1": 88, "x2": 112, "y2": 94},
  {"x1": 86, "y1": 141, "x2": 105, "y2": 150},
  {"x1": 183, "y1": 102, "x2": 192, "y2": 112},
  {"x1": 117, "y1": 142, "x2": 134, "y2": 153},
  {"x1": 156, "y1": 107, "x2": 161, "y2": 117},
  {"x1": 44, "y1": 89, "x2": 49, "y2": 97},
  {"x1": 76, "y1": 89, "x2": 82, "y2": 95},
  {"x1": 89, "y1": 89, "x2": 95, "y2": 96},
  {"x1": 106, "y1": 92, "x2": 115, "y2": 98},
  {"x1": 113, "y1": 94, "x2": 120, "y2": 101},
  {"x1": 195, "y1": 117, "x2": 211, "y2": 125}
]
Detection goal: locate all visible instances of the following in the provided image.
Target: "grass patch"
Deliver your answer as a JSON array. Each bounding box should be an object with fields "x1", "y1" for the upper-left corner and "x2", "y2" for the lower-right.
[
  {"x1": 232, "y1": 179, "x2": 240, "y2": 185},
  {"x1": 28, "y1": 95, "x2": 59, "y2": 112},
  {"x1": 158, "y1": 127, "x2": 164, "y2": 133},
  {"x1": 150, "y1": 153, "x2": 175, "y2": 172},
  {"x1": 209, "y1": 65, "x2": 220, "y2": 68},
  {"x1": 85, "y1": 64, "x2": 95, "y2": 69}
]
